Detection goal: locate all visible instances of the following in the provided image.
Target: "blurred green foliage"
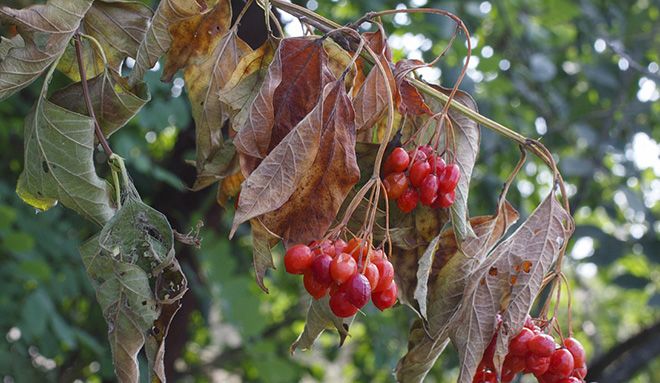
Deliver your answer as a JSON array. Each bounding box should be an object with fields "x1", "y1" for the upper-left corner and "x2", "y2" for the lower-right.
[{"x1": 0, "y1": 0, "x2": 658, "y2": 382}]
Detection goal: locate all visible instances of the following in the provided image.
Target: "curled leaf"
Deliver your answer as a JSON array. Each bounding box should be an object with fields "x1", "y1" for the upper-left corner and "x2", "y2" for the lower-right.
[
  {"x1": 250, "y1": 219, "x2": 277, "y2": 293},
  {"x1": 290, "y1": 296, "x2": 351, "y2": 354}
]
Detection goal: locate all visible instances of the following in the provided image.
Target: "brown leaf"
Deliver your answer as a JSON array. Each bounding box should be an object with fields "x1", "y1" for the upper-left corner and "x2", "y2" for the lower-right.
[
  {"x1": 234, "y1": 37, "x2": 335, "y2": 168},
  {"x1": 249, "y1": 219, "x2": 277, "y2": 293},
  {"x1": 145, "y1": 302, "x2": 181, "y2": 383},
  {"x1": 290, "y1": 296, "x2": 351, "y2": 353},
  {"x1": 259, "y1": 80, "x2": 359, "y2": 245},
  {"x1": 0, "y1": 0, "x2": 94, "y2": 100},
  {"x1": 394, "y1": 60, "x2": 432, "y2": 117},
  {"x1": 451, "y1": 193, "x2": 572, "y2": 383}
]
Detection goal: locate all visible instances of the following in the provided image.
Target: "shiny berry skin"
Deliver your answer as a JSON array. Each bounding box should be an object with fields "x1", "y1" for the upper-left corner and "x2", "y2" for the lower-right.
[
  {"x1": 397, "y1": 187, "x2": 419, "y2": 213},
  {"x1": 473, "y1": 369, "x2": 497, "y2": 383},
  {"x1": 409, "y1": 160, "x2": 432, "y2": 187},
  {"x1": 503, "y1": 354, "x2": 526, "y2": 373},
  {"x1": 311, "y1": 239, "x2": 334, "y2": 256},
  {"x1": 311, "y1": 253, "x2": 334, "y2": 285},
  {"x1": 384, "y1": 147, "x2": 410, "y2": 174},
  {"x1": 371, "y1": 280, "x2": 397, "y2": 310},
  {"x1": 549, "y1": 348, "x2": 575, "y2": 378},
  {"x1": 419, "y1": 174, "x2": 439, "y2": 206},
  {"x1": 418, "y1": 145, "x2": 434, "y2": 157},
  {"x1": 428, "y1": 154, "x2": 446, "y2": 175},
  {"x1": 345, "y1": 273, "x2": 371, "y2": 308},
  {"x1": 370, "y1": 248, "x2": 384, "y2": 263},
  {"x1": 525, "y1": 354, "x2": 551, "y2": 376},
  {"x1": 509, "y1": 327, "x2": 535, "y2": 356},
  {"x1": 330, "y1": 253, "x2": 357, "y2": 284},
  {"x1": 334, "y1": 239, "x2": 348, "y2": 255},
  {"x1": 572, "y1": 365, "x2": 587, "y2": 379},
  {"x1": 329, "y1": 290, "x2": 359, "y2": 318},
  {"x1": 364, "y1": 263, "x2": 380, "y2": 291},
  {"x1": 408, "y1": 148, "x2": 428, "y2": 163},
  {"x1": 373, "y1": 259, "x2": 394, "y2": 292},
  {"x1": 303, "y1": 271, "x2": 329, "y2": 299},
  {"x1": 383, "y1": 172, "x2": 409, "y2": 200},
  {"x1": 432, "y1": 190, "x2": 456, "y2": 208},
  {"x1": 284, "y1": 244, "x2": 313, "y2": 274},
  {"x1": 438, "y1": 163, "x2": 461, "y2": 192},
  {"x1": 563, "y1": 337, "x2": 586, "y2": 366},
  {"x1": 529, "y1": 333, "x2": 557, "y2": 357},
  {"x1": 537, "y1": 372, "x2": 562, "y2": 383},
  {"x1": 345, "y1": 237, "x2": 371, "y2": 263}
]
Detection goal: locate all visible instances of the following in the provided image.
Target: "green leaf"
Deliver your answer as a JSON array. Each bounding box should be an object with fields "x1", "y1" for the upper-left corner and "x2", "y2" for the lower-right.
[
  {"x1": 0, "y1": 0, "x2": 94, "y2": 100},
  {"x1": 250, "y1": 219, "x2": 276, "y2": 293},
  {"x1": 290, "y1": 296, "x2": 351, "y2": 354}
]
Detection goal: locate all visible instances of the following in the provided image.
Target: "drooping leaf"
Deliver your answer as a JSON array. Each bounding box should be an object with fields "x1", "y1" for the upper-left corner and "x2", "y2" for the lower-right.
[
  {"x1": 413, "y1": 233, "x2": 442, "y2": 319},
  {"x1": 0, "y1": 0, "x2": 94, "y2": 100},
  {"x1": 451, "y1": 192, "x2": 572, "y2": 383},
  {"x1": 50, "y1": 68, "x2": 150, "y2": 137},
  {"x1": 191, "y1": 140, "x2": 238, "y2": 191},
  {"x1": 395, "y1": 202, "x2": 519, "y2": 383},
  {"x1": 16, "y1": 63, "x2": 115, "y2": 226},
  {"x1": 323, "y1": 38, "x2": 356, "y2": 90},
  {"x1": 290, "y1": 296, "x2": 351, "y2": 354},
  {"x1": 145, "y1": 302, "x2": 181, "y2": 383},
  {"x1": 234, "y1": 37, "x2": 335, "y2": 170},
  {"x1": 259, "y1": 80, "x2": 360, "y2": 245},
  {"x1": 57, "y1": 0, "x2": 152, "y2": 81},
  {"x1": 250, "y1": 219, "x2": 277, "y2": 293},
  {"x1": 394, "y1": 59, "x2": 432, "y2": 116},
  {"x1": 128, "y1": 0, "x2": 204, "y2": 84}
]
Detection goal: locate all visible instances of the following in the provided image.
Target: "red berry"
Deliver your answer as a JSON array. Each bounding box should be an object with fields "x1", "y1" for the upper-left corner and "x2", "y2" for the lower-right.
[
  {"x1": 370, "y1": 248, "x2": 385, "y2": 263},
  {"x1": 525, "y1": 354, "x2": 551, "y2": 376},
  {"x1": 408, "y1": 148, "x2": 428, "y2": 163},
  {"x1": 384, "y1": 147, "x2": 410, "y2": 174},
  {"x1": 334, "y1": 239, "x2": 348, "y2": 255},
  {"x1": 371, "y1": 280, "x2": 397, "y2": 310},
  {"x1": 330, "y1": 253, "x2": 357, "y2": 284},
  {"x1": 503, "y1": 354, "x2": 526, "y2": 373},
  {"x1": 557, "y1": 378, "x2": 581, "y2": 383},
  {"x1": 563, "y1": 337, "x2": 586, "y2": 366},
  {"x1": 383, "y1": 172, "x2": 409, "y2": 200},
  {"x1": 438, "y1": 163, "x2": 461, "y2": 192},
  {"x1": 572, "y1": 366, "x2": 587, "y2": 380},
  {"x1": 284, "y1": 244, "x2": 313, "y2": 274},
  {"x1": 529, "y1": 333, "x2": 557, "y2": 356},
  {"x1": 329, "y1": 290, "x2": 358, "y2": 318},
  {"x1": 345, "y1": 273, "x2": 371, "y2": 308},
  {"x1": 373, "y1": 259, "x2": 394, "y2": 292},
  {"x1": 310, "y1": 239, "x2": 333, "y2": 256},
  {"x1": 432, "y1": 189, "x2": 456, "y2": 208},
  {"x1": 364, "y1": 263, "x2": 380, "y2": 291},
  {"x1": 509, "y1": 327, "x2": 534, "y2": 356},
  {"x1": 473, "y1": 369, "x2": 496, "y2": 383},
  {"x1": 397, "y1": 187, "x2": 419, "y2": 213},
  {"x1": 428, "y1": 154, "x2": 446, "y2": 175},
  {"x1": 481, "y1": 334, "x2": 497, "y2": 370},
  {"x1": 537, "y1": 372, "x2": 563, "y2": 383},
  {"x1": 303, "y1": 270, "x2": 329, "y2": 299},
  {"x1": 311, "y1": 253, "x2": 333, "y2": 285},
  {"x1": 345, "y1": 238, "x2": 371, "y2": 264},
  {"x1": 549, "y1": 348, "x2": 574, "y2": 378},
  {"x1": 419, "y1": 174, "x2": 439, "y2": 205},
  {"x1": 418, "y1": 145, "x2": 434, "y2": 157},
  {"x1": 409, "y1": 160, "x2": 432, "y2": 187}
]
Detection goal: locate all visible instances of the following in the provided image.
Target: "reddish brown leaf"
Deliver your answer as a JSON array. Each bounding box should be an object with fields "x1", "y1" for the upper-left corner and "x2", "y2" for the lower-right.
[{"x1": 394, "y1": 59, "x2": 432, "y2": 116}]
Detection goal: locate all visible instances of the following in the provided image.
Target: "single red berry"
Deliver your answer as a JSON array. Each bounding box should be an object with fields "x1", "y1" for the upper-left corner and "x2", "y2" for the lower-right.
[
  {"x1": 303, "y1": 270, "x2": 329, "y2": 299},
  {"x1": 473, "y1": 369, "x2": 497, "y2": 383},
  {"x1": 370, "y1": 248, "x2": 384, "y2": 263},
  {"x1": 330, "y1": 253, "x2": 357, "y2": 284},
  {"x1": 509, "y1": 327, "x2": 535, "y2": 356},
  {"x1": 428, "y1": 154, "x2": 446, "y2": 175},
  {"x1": 364, "y1": 263, "x2": 380, "y2": 291},
  {"x1": 503, "y1": 354, "x2": 526, "y2": 373},
  {"x1": 563, "y1": 337, "x2": 586, "y2": 366},
  {"x1": 438, "y1": 163, "x2": 461, "y2": 192},
  {"x1": 408, "y1": 148, "x2": 428, "y2": 163},
  {"x1": 334, "y1": 239, "x2": 348, "y2": 255},
  {"x1": 345, "y1": 273, "x2": 371, "y2": 308},
  {"x1": 549, "y1": 348, "x2": 575, "y2": 378},
  {"x1": 384, "y1": 147, "x2": 410, "y2": 174},
  {"x1": 284, "y1": 244, "x2": 313, "y2": 274},
  {"x1": 528, "y1": 333, "x2": 557, "y2": 357},
  {"x1": 311, "y1": 253, "x2": 334, "y2": 285},
  {"x1": 373, "y1": 259, "x2": 394, "y2": 292},
  {"x1": 572, "y1": 364, "x2": 587, "y2": 379},
  {"x1": 419, "y1": 174, "x2": 439, "y2": 206},
  {"x1": 525, "y1": 354, "x2": 551, "y2": 376},
  {"x1": 432, "y1": 189, "x2": 456, "y2": 208},
  {"x1": 537, "y1": 372, "x2": 563, "y2": 383},
  {"x1": 383, "y1": 172, "x2": 409, "y2": 200},
  {"x1": 397, "y1": 187, "x2": 419, "y2": 213},
  {"x1": 329, "y1": 290, "x2": 358, "y2": 318},
  {"x1": 345, "y1": 237, "x2": 371, "y2": 264},
  {"x1": 371, "y1": 280, "x2": 397, "y2": 310},
  {"x1": 409, "y1": 160, "x2": 432, "y2": 187}
]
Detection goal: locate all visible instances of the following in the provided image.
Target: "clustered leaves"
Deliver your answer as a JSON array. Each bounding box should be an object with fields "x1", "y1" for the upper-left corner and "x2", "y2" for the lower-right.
[{"x1": 0, "y1": 0, "x2": 577, "y2": 382}]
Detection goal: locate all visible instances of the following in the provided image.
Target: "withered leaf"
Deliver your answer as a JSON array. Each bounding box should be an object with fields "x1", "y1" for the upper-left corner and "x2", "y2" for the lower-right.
[
  {"x1": 250, "y1": 219, "x2": 277, "y2": 293},
  {"x1": 394, "y1": 60, "x2": 432, "y2": 116},
  {"x1": 451, "y1": 193, "x2": 572, "y2": 383},
  {"x1": 0, "y1": 0, "x2": 93, "y2": 100},
  {"x1": 290, "y1": 296, "x2": 351, "y2": 354}
]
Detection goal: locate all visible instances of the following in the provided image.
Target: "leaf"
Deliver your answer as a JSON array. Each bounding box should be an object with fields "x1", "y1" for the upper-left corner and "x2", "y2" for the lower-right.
[
  {"x1": 290, "y1": 296, "x2": 351, "y2": 354},
  {"x1": 395, "y1": 202, "x2": 519, "y2": 383},
  {"x1": 190, "y1": 140, "x2": 238, "y2": 191},
  {"x1": 57, "y1": 0, "x2": 153, "y2": 81},
  {"x1": 394, "y1": 59, "x2": 432, "y2": 116},
  {"x1": 250, "y1": 219, "x2": 277, "y2": 293},
  {"x1": 16, "y1": 63, "x2": 115, "y2": 226},
  {"x1": 451, "y1": 193, "x2": 572, "y2": 383},
  {"x1": 259, "y1": 80, "x2": 360, "y2": 245},
  {"x1": 0, "y1": 0, "x2": 94, "y2": 100},
  {"x1": 413, "y1": 234, "x2": 442, "y2": 320},
  {"x1": 50, "y1": 68, "x2": 150, "y2": 137},
  {"x1": 129, "y1": 0, "x2": 204, "y2": 84},
  {"x1": 234, "y1": 37, "x2": 335, "y2": 167},
  {"x1": 145, "y1": 302, "x2": 181, "y2": 383}
]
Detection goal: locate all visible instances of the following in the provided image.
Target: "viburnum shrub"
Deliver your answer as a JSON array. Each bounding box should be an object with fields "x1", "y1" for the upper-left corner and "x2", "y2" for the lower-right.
[{"x1": 0, "y1": 0, "x2": 580, "y2": 381}]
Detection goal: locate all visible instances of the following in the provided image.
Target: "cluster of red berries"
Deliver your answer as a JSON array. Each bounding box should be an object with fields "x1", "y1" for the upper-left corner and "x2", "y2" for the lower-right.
[
  {"x1": 474, "y1": 316, "x2": 587, "y2": 383},
  {"x1": 283, "y1": 238, "x2": 398, "y2": 317},
  {"x1": 382, "y1": 145, "x2": 460, "y2": 213}
]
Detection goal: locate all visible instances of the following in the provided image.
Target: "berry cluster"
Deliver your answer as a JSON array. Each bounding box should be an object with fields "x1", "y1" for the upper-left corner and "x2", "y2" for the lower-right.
[
  {"x1": 382, "y1": 145, "x2": 460, "y2": 213},
  {"x1": 474, "y1": 316, "x2": 587, "y2": 383},
  {"x1": 283, "y1": 239, "x2": 398, "y2": 317}
]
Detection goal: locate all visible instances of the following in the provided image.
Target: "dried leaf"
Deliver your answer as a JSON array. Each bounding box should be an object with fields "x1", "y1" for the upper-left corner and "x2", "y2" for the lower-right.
[
  {"x1": 191, "y1": 140, "x2": 238, "y2": 191},
  {"x1": 145, "y1": 302, "x2": 181, "y2": 383},
  {"x1": 452, "y1": 193, "x2": 572, "y2": 383},
  {"x1": 290, "y1": 296, "x2": 351, "y2": 353},
  {"x1": 323, "y1": 38, "x2": 356, "y2": 89},
  {"x1": 0, "y1": 0, "x2": 93, "y2": 100},
  {"x1": 250, "y1": 219, "x2": 277, "y2": 293},
  {"x1": 414, "y1": 234, "x2": 442, "y2": 319}
]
